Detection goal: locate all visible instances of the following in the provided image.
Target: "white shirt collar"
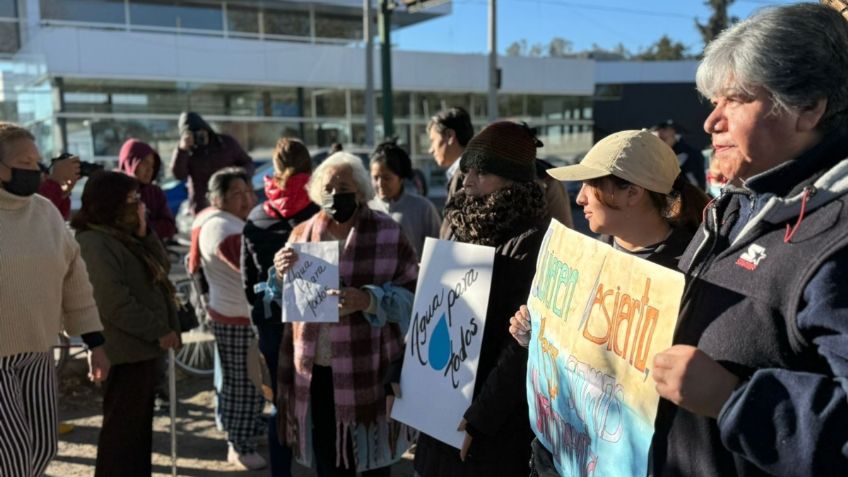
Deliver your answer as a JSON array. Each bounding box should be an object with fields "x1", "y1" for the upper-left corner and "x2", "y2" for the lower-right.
[{"x1": 446, "y1": 156, "x2": 461, "y2": 181}]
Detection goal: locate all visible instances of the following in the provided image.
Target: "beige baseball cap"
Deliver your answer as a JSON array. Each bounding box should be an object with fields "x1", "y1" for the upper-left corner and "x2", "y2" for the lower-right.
[{"x1": 547, "y1": 129, "x2": 681, "y2": 194}]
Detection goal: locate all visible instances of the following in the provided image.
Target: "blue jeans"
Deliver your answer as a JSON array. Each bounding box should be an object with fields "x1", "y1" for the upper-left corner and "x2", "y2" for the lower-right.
[{"x1": 257, "y1": 321, "x2": 293, "y2": 477}]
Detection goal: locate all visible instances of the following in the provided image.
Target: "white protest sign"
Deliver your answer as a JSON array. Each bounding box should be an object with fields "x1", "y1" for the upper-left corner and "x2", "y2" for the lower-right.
[
  {"x1": 281, "y1": 241, "x2": 340, "y2": 323},
  {"x1": 391, "y1": 238, "x2": 495, "y2": 449}
]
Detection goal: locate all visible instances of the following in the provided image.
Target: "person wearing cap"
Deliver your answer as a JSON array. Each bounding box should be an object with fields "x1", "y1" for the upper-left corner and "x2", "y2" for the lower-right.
[
  {"x1": 649, "y1": 4, "x2": 848, "y2": 476},
  {"x1": 414, "y1": 121, "x2": 548, "y2": 477},
  {"x1": 652, "y1": 119, "x2": 707, "y2": 191},
  {"x1": 508, "y1": 129, "x2": 708, "y2": 475}
]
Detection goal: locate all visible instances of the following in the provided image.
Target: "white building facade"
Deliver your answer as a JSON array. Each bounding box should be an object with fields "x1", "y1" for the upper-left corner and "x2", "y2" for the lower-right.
[{"x1": 0, "y1": 0, "x2": 700, "y2": 187}]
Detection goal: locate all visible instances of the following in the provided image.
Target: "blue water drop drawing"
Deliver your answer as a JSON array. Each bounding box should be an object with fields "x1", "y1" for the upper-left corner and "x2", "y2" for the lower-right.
[{"x1": 428, "y1": 313, "x2": 451, "y2": 371}]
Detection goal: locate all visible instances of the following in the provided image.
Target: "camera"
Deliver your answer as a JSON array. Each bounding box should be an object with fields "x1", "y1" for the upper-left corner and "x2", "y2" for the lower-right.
[
  {"x1": 192, "y1": 130, "x2": 209, "y2": 148},
  {"x1": 51, "y1": 153, "x2": 104, "y2": 177}
]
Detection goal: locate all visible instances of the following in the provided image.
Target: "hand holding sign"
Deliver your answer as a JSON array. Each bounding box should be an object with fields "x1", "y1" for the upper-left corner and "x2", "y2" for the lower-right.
[
  {"x1": 509, "y1": 305, "x2": 532, "y2": 348},
  {"x1": 274, "y1": 247, "x2": 298, "y2": 278},
  {"x1": 328, "y1": 287, "x2": 371, "y2": 313},
  {"x1": 281, "y1": 241, "x2": 340, "y2": 323}
]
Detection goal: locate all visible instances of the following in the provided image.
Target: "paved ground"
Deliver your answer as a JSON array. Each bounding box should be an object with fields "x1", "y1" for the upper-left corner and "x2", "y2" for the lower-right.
[{"x1": 47, "y1": 358, "x2": 415, "y2": 477}]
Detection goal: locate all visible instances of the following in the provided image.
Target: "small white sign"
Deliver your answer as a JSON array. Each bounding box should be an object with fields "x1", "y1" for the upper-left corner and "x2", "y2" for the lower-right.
[
  {"x1": 391, "y1": 238, "x2": 495, "y2": 449},
  {"x1": 281, "y1": 241, "x2": 340, "y2": 323}
]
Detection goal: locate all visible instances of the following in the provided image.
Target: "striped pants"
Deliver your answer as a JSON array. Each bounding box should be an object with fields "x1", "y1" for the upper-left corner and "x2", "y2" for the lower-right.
[
  {"x1": 211, "y1": 322, "x2": 265, "y2": 454},
  {"x1": 0, "y1": 352, "x2": 57, "y2": 477}
]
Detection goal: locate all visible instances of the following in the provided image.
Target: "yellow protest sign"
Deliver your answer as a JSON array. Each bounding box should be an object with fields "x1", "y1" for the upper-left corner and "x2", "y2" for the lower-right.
[{"x1": 527, "y1": 220, "x2": 684, "y2": 476}]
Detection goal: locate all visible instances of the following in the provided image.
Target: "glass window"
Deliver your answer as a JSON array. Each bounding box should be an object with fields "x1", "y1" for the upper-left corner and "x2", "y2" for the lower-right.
[
  {"x1": 315, "y1": 13, "x2": 361, "y2": 40},
  {"x1": 211, "y1": 121, "x2": 302, "y2": 159},
  {"x1": 0, "y1": 0, "x2": 16, "y2": 18},
  {"x1": 306, "y1": 121, "x2": 348, "y2": 148},
  {"x1": 130, "y1": 1, "x2": 223, "y2": 30},
  {"x1": 270, "y1": 88, "x2": 305, "y2": 117},
  {"x1": 229, "y1": 90, "x2": 265, "y2": 116},
  {"x1": 498, "y1": 95, "x2": 524, "y2": 118},
  {"x1": 312, "y1": 89, "x2": 346, "y2": 117},
  {"x1": 89, "y1": 118, "x2": 177, "y2": 156},
  {"x1": 41, "y1": 0, "x2": 126, "y2": 24},
  {"x1": 263, "y1": 8, "x2": 309, "y2": 37},
  {"x1": 417, "y1": 92, "x2": 474, "y2": 121},
  {"x1": 226, "y1": 5, "x2": 258, "y2": 34},
  {"x1": 0, "y1": 22, "x2": 18, "y2": 53},
  {"x1": 526, "y1": 96, "x2": 543, "y2": 117},
  {"x1": 376, "y1": 92, "x2": 411, "y2": 119}
]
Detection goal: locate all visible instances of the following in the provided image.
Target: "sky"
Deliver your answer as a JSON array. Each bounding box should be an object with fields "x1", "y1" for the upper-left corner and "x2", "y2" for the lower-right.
[{"x1": 392, "y1": 0, "x2": 800, "y2": 56}]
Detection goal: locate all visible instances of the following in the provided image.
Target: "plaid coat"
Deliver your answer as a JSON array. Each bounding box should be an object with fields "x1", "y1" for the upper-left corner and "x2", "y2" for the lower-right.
[{"x1": 277, "y1": 207, "x2": 418, "y2": 471}]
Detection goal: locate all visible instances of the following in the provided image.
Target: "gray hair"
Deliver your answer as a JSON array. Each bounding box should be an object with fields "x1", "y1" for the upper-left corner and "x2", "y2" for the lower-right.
[
  {"x1": 696, "y1": 3, "x2": 848, "y2": 132},
  {"x1": 207, "y1": 166, "x2": 250, "y2": 206},
  {"x1": 307, "y1": 152, "x2": 374, "y2": 204}
]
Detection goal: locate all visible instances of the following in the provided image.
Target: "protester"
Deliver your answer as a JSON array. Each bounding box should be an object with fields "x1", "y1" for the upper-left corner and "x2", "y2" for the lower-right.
[
  {"x1": 368, "y1": 140, "x2": 441, "y2": 259},
  {"x1": 187, "y1": 167, "x2": 266, "y2": 469},
  {"x1": 652, "y1": 119, "x2": 707, "y2": 190},
  {"x1": 645, "y1": 4, "x2": 848, "y2": 475},
  {"x1": 273, "y1": 152, "x2": 418, "y2": 477},
  {"x1": 428, "y1": 107, "x2": 475, "y2": 238},
  {"x1": 118, "y1": 138, "x2": 177, "y2": 241},
  {"x1": 71, "y1": 171, "x2": 179, "y2": 476},
  {"x1": 37, "y1": 153, "x2": 81, "y2": 219},
  {"x1": 507, "y1": 129, "x2": 709, "y2": 475},
  {"x1": 241, "y1": 138, "x2": 320, "y2": 476},
  {"x1": 414, "y1": 121, "x2": 548, "y2": 477},
  {"x1": 0, "y1": 122, "x2": 108, "y2": 476},
  {"x1": 171, "y1": 111, "x2": 254, "y2": 214}
]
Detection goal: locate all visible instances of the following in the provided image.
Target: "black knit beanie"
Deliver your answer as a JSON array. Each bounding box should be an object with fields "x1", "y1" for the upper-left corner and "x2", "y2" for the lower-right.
[{"x1": 460, "y1": 121, "x2": 541, "y2": 182}]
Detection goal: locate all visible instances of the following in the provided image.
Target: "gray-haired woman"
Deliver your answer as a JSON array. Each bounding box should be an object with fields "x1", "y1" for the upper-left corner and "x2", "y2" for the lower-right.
[
  {"x1": 187, "y1": 167, "x2": 266, "y2": 470},
  {"x1": 273, "y1": 152, "x2": 418, "y2": 477},
  {"x1": 647, "y1": 4, "x2": 848, "y2": 476}
]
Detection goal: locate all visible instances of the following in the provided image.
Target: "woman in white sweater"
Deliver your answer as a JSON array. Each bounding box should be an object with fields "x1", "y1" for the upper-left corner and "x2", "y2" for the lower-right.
[{"x1": 0, "y1": 122, "x2": 108, "y2": 476}]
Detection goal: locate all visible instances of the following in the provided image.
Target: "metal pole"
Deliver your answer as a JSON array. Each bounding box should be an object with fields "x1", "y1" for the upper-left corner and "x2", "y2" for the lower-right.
[
  {"x1": 379, "y1": 0, "x2": 395, "y2": 139},
  {"x1": 364, "y1": 0, "x2": 376, "y2": 146},
  {"x1": 487, "y1": 0, "x2": 498, "y2": 123},
  {"x1": 169, "y1": 348, "x2": 178, "y2": 477}
]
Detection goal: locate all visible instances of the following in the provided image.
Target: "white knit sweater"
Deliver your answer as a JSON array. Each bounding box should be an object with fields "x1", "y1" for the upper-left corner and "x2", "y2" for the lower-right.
[{"x1": 0, "y1": 188, "x2": 102, "y2": 358}]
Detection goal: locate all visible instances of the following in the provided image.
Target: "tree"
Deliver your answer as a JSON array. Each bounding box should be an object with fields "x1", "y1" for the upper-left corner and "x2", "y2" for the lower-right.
[
  {"x1": 696, "y1": 0, "x2": 738, "y2": 46},
  {"x1": 548, "y1": 37, "x2": 573, "y2": 58},
  {"x1": 635, "y1": 35, "x2": 689, "y2": 61},
  {"x1": 506, "y1": 39, "x2": 527, "y2": 57}
]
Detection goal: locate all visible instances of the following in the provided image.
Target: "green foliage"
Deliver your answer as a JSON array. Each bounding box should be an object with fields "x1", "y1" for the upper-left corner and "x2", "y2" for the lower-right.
[{"x1": 696, "y1": 0, "x2": 738, "y2": 46}]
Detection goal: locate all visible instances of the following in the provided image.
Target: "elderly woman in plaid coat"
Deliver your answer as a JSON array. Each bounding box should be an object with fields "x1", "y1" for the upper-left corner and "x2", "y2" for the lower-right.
[{"x1": 273, "y1": 152, "x2": 419, "y2": 477}]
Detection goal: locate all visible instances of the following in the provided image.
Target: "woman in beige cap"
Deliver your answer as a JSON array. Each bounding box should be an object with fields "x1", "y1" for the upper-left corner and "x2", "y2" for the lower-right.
[{"x1": 508, "y1": 129, "x2": 708, "y2": 476}]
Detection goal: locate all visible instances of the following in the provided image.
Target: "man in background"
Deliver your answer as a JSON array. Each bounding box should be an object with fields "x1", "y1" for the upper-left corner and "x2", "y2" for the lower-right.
[
  {"x1": 427, "y1": 107, "x2": 474, "y2": 238},
  {"x1": 652, "y1": 119, "x2": 706, "y2": 190}
]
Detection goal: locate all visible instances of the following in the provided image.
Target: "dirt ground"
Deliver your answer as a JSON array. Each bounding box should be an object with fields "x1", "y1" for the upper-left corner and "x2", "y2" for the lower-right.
[{"x1": 46, "y1": 357, "x2": 415, "y2": 477}]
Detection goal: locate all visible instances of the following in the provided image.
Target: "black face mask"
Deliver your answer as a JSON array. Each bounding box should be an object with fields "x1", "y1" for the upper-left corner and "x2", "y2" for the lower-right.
[
  {"x1": 321, "y1": 192, "x2": 358, "y2": 223},
  {"x1": 0, "y1": 162, "x2": 41, "y2": 197}
]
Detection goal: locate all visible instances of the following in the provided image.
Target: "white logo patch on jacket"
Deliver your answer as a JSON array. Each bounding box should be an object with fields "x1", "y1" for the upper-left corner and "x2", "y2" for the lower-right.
[{"x1": 736, "y1": 244, "x2": 767, "y2": 271}]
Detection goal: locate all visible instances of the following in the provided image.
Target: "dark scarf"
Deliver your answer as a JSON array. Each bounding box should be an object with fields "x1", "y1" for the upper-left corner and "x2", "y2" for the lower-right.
[{"x1": 444, "y1": 181, "x2": 546, "y2": 246}]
